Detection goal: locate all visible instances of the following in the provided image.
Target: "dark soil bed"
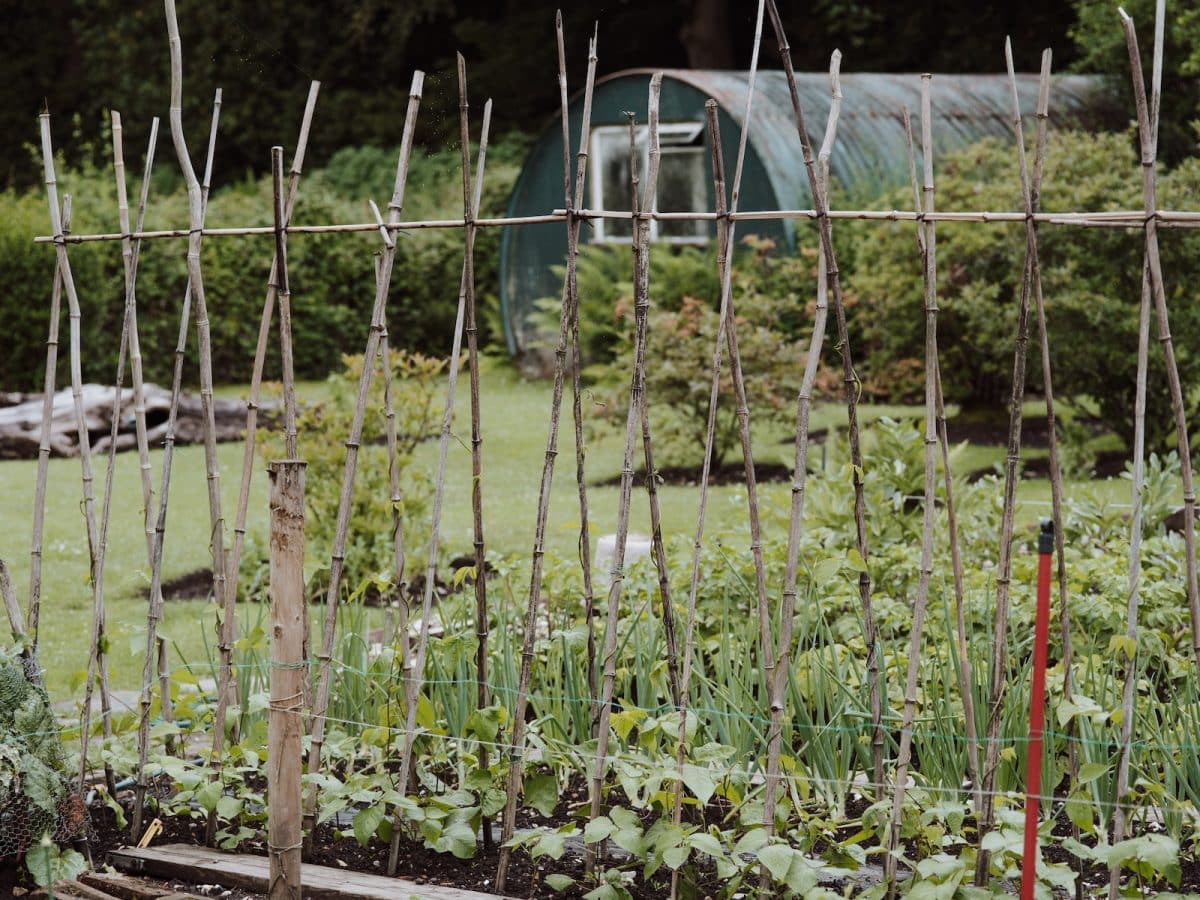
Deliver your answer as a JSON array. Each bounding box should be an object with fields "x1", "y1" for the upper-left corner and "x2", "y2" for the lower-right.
[
  {"x1": 81, "y1": 784, "x2": 727, "y2": 900},
  {"x1": 595, "y1": 460, "x2": 794, "y2": 488}
]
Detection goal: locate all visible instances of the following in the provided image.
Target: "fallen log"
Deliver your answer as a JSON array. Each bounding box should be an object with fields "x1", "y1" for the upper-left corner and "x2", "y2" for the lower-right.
[{"x1": 0, "y1": 385, "x2": 272, "y2": 460}]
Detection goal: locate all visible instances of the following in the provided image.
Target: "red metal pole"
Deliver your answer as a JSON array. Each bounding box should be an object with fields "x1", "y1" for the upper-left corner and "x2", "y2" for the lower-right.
[{"x1": 1021, "y1": 519, "x2": 1055, "y2": 900}]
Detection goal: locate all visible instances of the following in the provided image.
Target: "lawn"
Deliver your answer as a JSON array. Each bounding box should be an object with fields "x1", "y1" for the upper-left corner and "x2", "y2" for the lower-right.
[{"x1": 1, "y1": 365, "x2": 1139, "y2": 699}]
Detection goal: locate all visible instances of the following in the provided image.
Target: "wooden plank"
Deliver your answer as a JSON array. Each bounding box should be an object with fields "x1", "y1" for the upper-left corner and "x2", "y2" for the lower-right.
[
  {"x1": 80, "y1": 871, "x2": 206, "y2": 900},
  {"x1": 109, "y1": 844, "x2": 507, "y2": 900},
  {"x1": 32, "y1": 880, "x2": 121, "y2": 900}
]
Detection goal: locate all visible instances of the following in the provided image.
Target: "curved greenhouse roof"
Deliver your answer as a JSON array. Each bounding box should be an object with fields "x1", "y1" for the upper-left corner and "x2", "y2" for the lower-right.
[{"x1": 500, "y1": 69, "x2": 1105, "y2": 356}]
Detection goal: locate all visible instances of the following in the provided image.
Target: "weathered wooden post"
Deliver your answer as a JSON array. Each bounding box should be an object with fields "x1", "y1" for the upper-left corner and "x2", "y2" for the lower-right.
[{"x1": 268, "y1": 460, "x2": 306, "y2": 900}]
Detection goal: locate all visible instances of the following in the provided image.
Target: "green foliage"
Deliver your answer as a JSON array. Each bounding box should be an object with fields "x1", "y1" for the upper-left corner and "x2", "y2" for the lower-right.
[
  {"x1": 1070, "y1": 0, "x2": 1200, "y2": 165},
  {"x1": 589, "y1": 238, "x2": 818, "y2": 467},
  {"x1": 847, "y1": 130, "x2": 1200, "y2": 450},
  {"x1": 25, "y1": 834, "x2": 87, "y2": 888},
  {"x1": 256, "y1": 351, "x2": 444, "y2": 598},
  {"x1": 0, "y1": 138, "x2": 520, "y2": 392}
]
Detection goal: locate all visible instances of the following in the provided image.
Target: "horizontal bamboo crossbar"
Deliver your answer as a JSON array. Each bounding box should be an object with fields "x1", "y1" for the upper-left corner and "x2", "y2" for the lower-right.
[{"x1": 32, "y1": 207, "x2": 1200, "y2": 244}]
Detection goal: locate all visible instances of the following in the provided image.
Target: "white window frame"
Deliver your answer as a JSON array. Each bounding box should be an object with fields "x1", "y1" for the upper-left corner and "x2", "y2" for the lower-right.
[{"x1": 589, "y1": 122, "x2": 709, "y2": 245}]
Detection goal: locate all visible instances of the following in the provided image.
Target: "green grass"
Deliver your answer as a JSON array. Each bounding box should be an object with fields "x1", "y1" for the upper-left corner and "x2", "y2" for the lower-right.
[
  {"x1": 1, "y1": 365, "x2": 1148, "y2": 699},
  {"x1": 0, "y1": 441, "x2": 265, "y2": 700}
]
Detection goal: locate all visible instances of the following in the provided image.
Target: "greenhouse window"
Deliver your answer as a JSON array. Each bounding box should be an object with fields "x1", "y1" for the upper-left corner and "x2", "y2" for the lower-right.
[{"x1": 589, "y1": 122, "x2": 708, "y2": 244}]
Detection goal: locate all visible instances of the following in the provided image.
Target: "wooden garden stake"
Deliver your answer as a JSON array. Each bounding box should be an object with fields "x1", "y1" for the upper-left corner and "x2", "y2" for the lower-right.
[
  {"x1": 495, "y1": 22, "x2": 599, "y2": 890},
  {"x1": 27, "y1": 195, "x2": 70, "y2": 647},
  {"x1": 162, "y1": 10, "x2": 232, "y2": 785},
  {"x1": 271, "y1": 147, "x2": 298, "y2": 459},
  {"x1": 902, "y1": 101, "x2": 984, "y2": 820},
  {"x1": 304, "y1": 70, "x2": 423, "y2": 850},
  {"x1": 94, "y1": 110, "x2": 159, "y2": 817},
  {"x1": 560, "y1": 19, "x2": 602, "y2": 723},
  {"x1": 267, "y1": 460, "x2": 306, "y2": 900},
  {"x1": 1011, "y1": 46, "x2": 1084, "y2": 892},
  {"x1": 135, "y1": 87, "x2": 222, "y2": 842},
  {"x1": 1124, "y1": 0, "x2": 1200, "y2": 672},
  {"x1": 39, "y1": 115, "x2": 117, "y2": 800},
  {"x1": 584, "y1": 94, "x2": 665, "y2": 877},
  {"x1": 385, "y1": 64, "x2": 491, "y2": 877},
  {"x1": 227, "y1": 80, "x2": 320, "y2": 621},
  {"x1": 975, "y1": 39, "x2": 1053, "y2": 882},
  {"x1": 158, "y1": 636, "x2": 175, "y2": 757},
  {"x1": 672, "y1": 104, "x2": 732, "y2": 889},
  {"x1": 766, "y1": 0, "x2": 883, "y2": 796},
  {"x1": 884, "y1": 77, "x2": 940, "y2": 898},
  {"x1": 460, "y1": 63, "x2": 494, "y2": 850},
  {"x1": 377, "y1": 265, "x2": 410, "y2": 682},
  {"x1": 630, "y1": 76, "x2": 683, "y2": 710},
  {"x1": 111, "y1": 112, "x2": 160, "y2": 565},
  {"x1": 760, "y1": 51, "x2": 842, "y2": 863},
  {"x1": 1113, "y1": 7, "x2": 1180, "y2": 895}
]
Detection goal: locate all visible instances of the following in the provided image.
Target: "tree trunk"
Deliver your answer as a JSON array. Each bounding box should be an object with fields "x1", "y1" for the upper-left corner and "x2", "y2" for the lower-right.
[{"x1": 681, "y1": 0, "x2": 734, "y2": 69}]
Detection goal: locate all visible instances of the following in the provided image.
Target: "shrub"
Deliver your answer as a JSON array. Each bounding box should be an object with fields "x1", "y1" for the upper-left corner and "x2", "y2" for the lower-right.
[
  {"x1": 595, "y1": 237, "x2": 819, "y2": 468},
  {"x1": 0, "y1": 136, "x2": 522, "y2": 392},
  {"x1": 256, "y1": 351, "x2": 445, "y2": 599},
  {"x1": 846, "y1": 129, "x2": 1200, "y2": 451}
]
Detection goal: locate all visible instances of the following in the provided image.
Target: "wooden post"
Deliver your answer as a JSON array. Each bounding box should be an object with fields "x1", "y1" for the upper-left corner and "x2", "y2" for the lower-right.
[{"x1": 268, "y1": 460, "x2": 305, "y2": 900}]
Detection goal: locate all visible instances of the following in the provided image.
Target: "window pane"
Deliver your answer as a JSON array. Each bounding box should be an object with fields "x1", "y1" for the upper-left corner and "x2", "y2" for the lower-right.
[
  {"x1": 656, "y1": 147, "x2": 707, "y2": 240},
  {"x1": 594, "y1": 130, "x2": 633, "y2": 239}
]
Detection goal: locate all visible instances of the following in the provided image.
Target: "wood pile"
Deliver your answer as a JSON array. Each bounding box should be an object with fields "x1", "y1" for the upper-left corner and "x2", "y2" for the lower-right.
[{"x1": 0, "y1": 385, "x2": 269, "y2": 459}]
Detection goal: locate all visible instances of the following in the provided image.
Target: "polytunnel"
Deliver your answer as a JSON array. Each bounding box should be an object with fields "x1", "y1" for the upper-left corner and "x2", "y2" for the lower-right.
[{"x1": 499, "y1": 69, "x2": 1106, "y2": 357}]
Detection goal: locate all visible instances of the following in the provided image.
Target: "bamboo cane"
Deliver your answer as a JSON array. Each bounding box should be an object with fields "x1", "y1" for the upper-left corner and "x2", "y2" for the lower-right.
[
  {"x1": 227, "y1": 80, "x2": 320, "y2": 627},
  {"x1": 214, "y1": 82, "x2": 319, "y2": 753},
  {"x1": 162, "y1": 6, "x2": 231, "y2": 761},
  {"x1": 760, "y1": 51, "x2": 842, "y2": 859},
  {"x1": 765, "y1": 0, "x2": 884, "y2": 797},
  {"x1": 303, "y1": 71, "x2": 423, "y2": 849},
  {"x1": 272, "y1": 147, "x2": 298, "y2": 461},
  {"x1": 901, "y1": 101, "x2": 984, "y2": 820},
  {"x1": 27, "y1": 195, "x2": 70, "y2": 647},
  {"x1": 974, "y1": 38, "x2": 1053, "y2": 883},
  {"x1": 1014, "y1": 47, "x2": 1083, "y2": 896},
  {"x1": 633, "y1": 77, "x2": 682, "y2": 712},
  {"x1": 1123, "y1": 3, "x2": 1199, "y2": 675},
  {"x1": 584, "y1": 93, "x2": 665, "y2": 877},
  {"x1": 883, "y1": 77, "x2": 940, "y2": 898},
  {"x1": 387, "y1": 61, "x2": 490, "y2": 876},
  {"x1": 39, "y1": 116, "x2": 116, "y2": 800},
  {"x1": 669, "y1": 100, "x2": 730, "y2": 900},
  {"x1": 92, "y1": 111, "x2": 159, "y2": 812},
  {"x1": 1111, "y1": 262, "x2": 1152, "y2": 900},
  {"x1": 162, "y1": 0, "x2": 235, "y2": 846},
  {"x1": 494, "y1": 21, "x2": 600, "y2": 891},
  {"x1": 45, "y1": 206, "x2": 1200, "y2": 247},
  {"x1": 111, "y1": 112, "x2": 160, "y2": 566},
  {"x1": 376, "y1": 264, "x2": 409, "y2": 672},
  {"x1": 563, "y1": 21, "x2": 601, "y2": 726},
  {"x1": 158, "y1": 636, "x2": 175, "y2": 757},
  {"x1": 459, "y1": 59, "x2": 494, "y2": 850},
  {"x1": 1112, "y1": 8, "x2": 1177, "y2": 895},
  {"x1": 1017, "y1": 47, "x2": 1084, "y2": 888},
  {"x1": 135, "y1": 88, "x2": 222, "y2": 842}
]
